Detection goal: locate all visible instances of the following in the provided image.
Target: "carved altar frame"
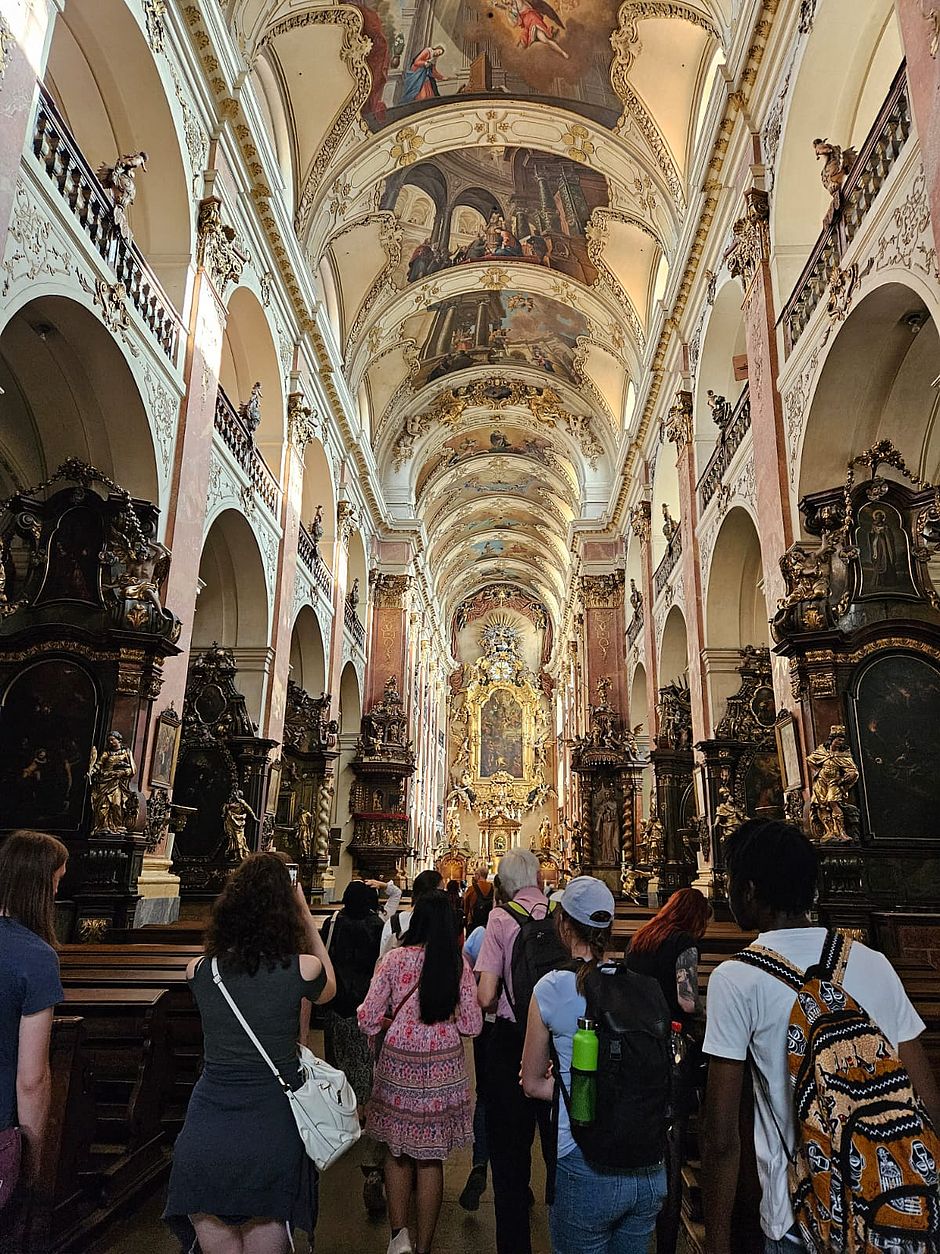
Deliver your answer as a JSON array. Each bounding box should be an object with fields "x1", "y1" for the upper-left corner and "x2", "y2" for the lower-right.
[{"x1": 465, "y1": 674, "x2": 545, "y2": 805}]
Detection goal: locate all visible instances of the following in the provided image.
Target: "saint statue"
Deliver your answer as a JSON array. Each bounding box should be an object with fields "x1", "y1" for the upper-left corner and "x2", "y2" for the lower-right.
[
  {"x1": 240, "y1": 381, "x2": 263, "y2": 433},
  {"x1": 807, "y1": 725, "x2": 859, "y2": 844},
  {"x1": 347, "y1": 578, "x2": 360, "y2": 611},
  {"x1": 223, "y1": 790, "x2": 259, "y2": 861},
  {"x1": 662, "y1": 503, "x2": 679, "y2": 545},
  {"x1": 639, "y1": 800, "x2": 664, "y2": 868},
  {"x1": 88, "y1": 731, "x2": 137, "y2": 832},
  {"x1": 310, "y1": 504, "x2": 324, "y2": 548},
  {"x1": 714, "y1": 785, "x2": 745, "y2": 852},
  {"x1": 296, "y1": 809, "x2": 315, "y2": 859},
  {"x1": 593, "y1": 785, "x2": 620, "y2": 865},
  {"x1": 629, "y1": 578, "x2": 643, "y2": 613}
]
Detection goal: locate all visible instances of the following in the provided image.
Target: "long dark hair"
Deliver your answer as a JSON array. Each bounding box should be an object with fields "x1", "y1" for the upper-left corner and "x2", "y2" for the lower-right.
[
  {"x1": 0, "y1": 830, "x2": 68, "y2": 946},
  {"x1": 630, "y1": 887, "x2": 709, "y2": 955},
  {"x1": 558, "y1": 908, "x2": 612, "y2": 995},
  {"x1": 204, "y1": 853, "x2": 309, "y2": 975},
  {"x1": 404, "y1": 889, "x2": 461, "y2": 1024}
]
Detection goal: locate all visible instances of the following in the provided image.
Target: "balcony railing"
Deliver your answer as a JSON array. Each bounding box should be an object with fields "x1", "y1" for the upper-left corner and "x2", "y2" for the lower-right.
[
  {"x1": 780, "y1": 63, "x2": 912, "y2": 356},
  {"x1": 627, "y1": 609, "x2": 644, "y2": 648},
  {"x1": 345, "y1": 600, "x2": 366, "y2": 651},
  {"x1": 697, "y1": 387, "x2": 752, "y2": 513},
  {"x1": 654, "y1": 532, "x2": 682, "y2": 598},
  {"x1": 297, "y1": 522, "x2": 333, "y2": 599},
  {"x1": 214, "y1": 385, "x2": 280, "y2": 515},
  {"x1": 33, "y1": 86, "x2": 184, "y2": 366}
]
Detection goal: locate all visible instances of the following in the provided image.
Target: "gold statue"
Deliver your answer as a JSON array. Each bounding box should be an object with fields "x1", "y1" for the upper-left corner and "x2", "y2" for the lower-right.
[
  {"x1": 223, "y1": 790, "x2": 259, "y2": 861},
  {"x1": 88, "y1": 731, "x2": 137, "y2": 832},
  {"x1": 296, "y1": 809, "x2": 315, "y2": 859},
  {"x1": 714, "y1": 785, "x2": 746, "y2": 850},
  {"x1": 537, "y1": 816, "x2": 553, "y2": 853},
  {"x1": 807, "y1": 725, "x2": 859, "y2": 844},
  {"x1": 639, "y1": 800, "x2": 664, "y2": 867}
]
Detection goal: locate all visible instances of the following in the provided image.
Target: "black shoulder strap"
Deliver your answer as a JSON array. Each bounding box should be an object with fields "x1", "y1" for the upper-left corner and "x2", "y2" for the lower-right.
[
  {"x1": 390, "y1": 911, "x2": 402, "y2": 938},
  {"x1": 730, "y1": 945, "x2": 806, "y2": 993}
]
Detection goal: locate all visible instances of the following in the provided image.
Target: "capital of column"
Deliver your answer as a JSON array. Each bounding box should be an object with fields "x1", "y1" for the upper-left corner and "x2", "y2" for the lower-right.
[
  {"x1": 663, "y1": 389, "x2": 694, "y2": 450},
  {"x1": 337, "y1": 500, "x2": 357, "y2": 547},
  {"x1": 630, "y1": 500, "x2": 652, "y2": 544},
  {"x1": 726, "y1": 188, "x2": 770, "y2": 292},
  {"x1": 197, "y1": 196, "x2": 249, "y2": 297},
  {"x1": 370, "y1": 571, "x2": 413, "y2": 608},
  {"x1": 580, "y1": 570, "x2": 625, "y2": 608},
  {"x1": 287, "y1": 391, "x2": 320, "y2": 449}
]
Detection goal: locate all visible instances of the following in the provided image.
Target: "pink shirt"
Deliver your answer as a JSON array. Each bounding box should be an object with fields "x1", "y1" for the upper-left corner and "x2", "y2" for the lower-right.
[{"x1": 474, "y1": 886, "x2": 549, "y2": 1022}]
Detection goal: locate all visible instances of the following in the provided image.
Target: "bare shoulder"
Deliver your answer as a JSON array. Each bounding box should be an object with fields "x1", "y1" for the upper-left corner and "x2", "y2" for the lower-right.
[
  {"x1": 299, "y1": 953, "x2": 324, "y2": 981},
  {"x1": 185, "y1": 956, "x2": 202, "y2": 980}
]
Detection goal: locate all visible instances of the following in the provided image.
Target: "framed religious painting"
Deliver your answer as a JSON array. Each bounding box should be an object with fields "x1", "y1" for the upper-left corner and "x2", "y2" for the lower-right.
[
  {"x1": 150, "y1": 705, "x2": 182, "y2": 790},
  {"x1": 774, "y1": 711, "x2": 803, "y2": 792}
]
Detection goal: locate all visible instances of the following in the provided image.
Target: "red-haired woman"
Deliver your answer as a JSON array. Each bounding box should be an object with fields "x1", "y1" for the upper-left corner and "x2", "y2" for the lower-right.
[
  {"x1": 627, "y1": 887, "x2": 709, "y2": 1254},
  {"x1": 0, "y1": 830, "x2": 68, "y2": 1247}
]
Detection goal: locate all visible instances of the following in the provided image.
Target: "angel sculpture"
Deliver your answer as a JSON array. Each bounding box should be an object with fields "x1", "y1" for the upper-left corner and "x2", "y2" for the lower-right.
[
  {"x1": 495, "y1": 0, "x2": 569, "y2": 58},
  {"x1": 88, "y1": 732, "x2": 138, "y2": 832},
  {"x1": 96, "y1": 151, "x2": 148, "y2": 241},
  {"x1": 813, "y1": 138, "x2": 857, "y2": 199}
]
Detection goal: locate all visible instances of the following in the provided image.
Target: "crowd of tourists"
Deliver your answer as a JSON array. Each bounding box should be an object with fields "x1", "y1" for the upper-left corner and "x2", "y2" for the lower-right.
[{"x1": 3, "y1": 820, "x2": 940, "y2": 1254}]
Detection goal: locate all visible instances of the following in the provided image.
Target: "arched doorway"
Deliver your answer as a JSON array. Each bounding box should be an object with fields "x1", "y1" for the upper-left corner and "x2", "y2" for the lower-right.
[
  {"x1": 705, "y1": 507, "x2": 769, "y2": 730},
  {"x1": 192, "y1": 509, "x2": 271, "y2": 722}
]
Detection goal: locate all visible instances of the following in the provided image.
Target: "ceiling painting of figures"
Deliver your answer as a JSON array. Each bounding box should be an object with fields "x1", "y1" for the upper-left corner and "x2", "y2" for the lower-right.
[
  {"x1": 354, "y1": 0, "x2": 624, "y2": 133},
  {"x1": 384, "y1": 147, "x2": 608, "y2": 287},
  {"x1": 412, "y1": 289, "x2": 589, "y2": 389}
]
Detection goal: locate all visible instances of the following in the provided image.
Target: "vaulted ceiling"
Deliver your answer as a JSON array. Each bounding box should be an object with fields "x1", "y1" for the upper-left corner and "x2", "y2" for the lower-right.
[{"x1": 233, "y1": 0, "x2": 727, "y2": 647}]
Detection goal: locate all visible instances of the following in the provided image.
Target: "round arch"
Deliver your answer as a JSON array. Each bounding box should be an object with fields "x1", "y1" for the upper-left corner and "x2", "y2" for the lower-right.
[
  {"x1": 192, "y1": 509, "x2": 270, "y2": 720},
  {"x1": 630, "y1": 663, "x2": 648, "y2": 734},
  {"x1": 299, "y1": 438, "x2": 337, "y2": 567},
  {"x1": 289, "y1": 606, "x2": 326, "y2": 696},
  {"x1": 0, "y1": 294, "x2": 159, "y2": 507},
  {"x1": 797, "y1": 282, "x2": 940, "y2": 507},
  {"x1": 659, "y1": 605, "x2": 689, "y2": 688},
  {"x1": 333, "y1": 659, "x2": 363, "y2": 899},
  {"x1": 44, "y1": 0, "x2": 193, "y2": 308},
  {"x1": 220, "y1": 286, "x2": 286, "y2": 478},
  {"x1": 706, "y1": 507, "x2": 769, "y2": 648},
  {"x1": 251, "y1": 53, "x2": 295, "y2": 215},
  {"x1": 346, "y1": 530, "x2": 368, "y2": 619},
  {"x1": 694, "y1": 278, "x2": 747, "y2": 451},
  {"x1": 770, "y1": 0, "x2": 901, "y2": 303},
  {"x1": 338, "y1": 660, "x2": 362, "y2": 734},
  {"x1": 651, "y1": 447, "x2": 681, "y2": 565}
]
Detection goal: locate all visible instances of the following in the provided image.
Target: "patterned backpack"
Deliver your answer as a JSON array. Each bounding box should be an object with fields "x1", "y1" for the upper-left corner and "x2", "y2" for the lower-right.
[{"x1": 732, "y1": 930, "x2": 940, "y2": 1252}]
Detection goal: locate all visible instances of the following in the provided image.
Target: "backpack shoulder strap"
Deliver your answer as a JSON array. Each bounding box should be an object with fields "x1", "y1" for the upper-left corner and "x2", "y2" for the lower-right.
[
  {"x1": 390, "y1": 911, "x2": 402, "y2": 938},
  {"x1": 816, "y1": 929, "x2": 851, "y2": 984},
  {"x1": 730, "y1": 944, "x2": 806, "y2": 993},
  {"x1": 505, "y1": 900, "x2": 532, "y2": 923}
]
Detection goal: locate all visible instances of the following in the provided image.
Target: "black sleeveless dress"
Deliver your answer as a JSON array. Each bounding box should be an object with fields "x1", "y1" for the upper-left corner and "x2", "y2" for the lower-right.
[{"x1": 164, "y1": 954, "x2": 326, "y2": 1237}]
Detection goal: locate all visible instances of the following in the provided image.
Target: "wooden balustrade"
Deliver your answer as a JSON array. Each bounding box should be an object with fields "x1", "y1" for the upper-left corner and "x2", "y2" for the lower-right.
[
  {"x1": 33, "y1": 86, "x2": 183, "y2": 366},
  {"x1": 780, "y1": 63, "x2": 912, "y2": 356},
  {"x1": 654, "y1": 531, "x2": 682, "y2": 598},
  {"x1": 213, "y1": 385, "x2": 280, "y2": 514},
  {"x1": 697, "y1": 387, "x2": 752, "y2": 513}
]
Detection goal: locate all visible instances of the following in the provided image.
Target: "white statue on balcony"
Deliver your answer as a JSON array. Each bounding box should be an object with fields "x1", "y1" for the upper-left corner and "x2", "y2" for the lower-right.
[{"x1": 97, "y1": 151, "x2": 148, "y2": 241}]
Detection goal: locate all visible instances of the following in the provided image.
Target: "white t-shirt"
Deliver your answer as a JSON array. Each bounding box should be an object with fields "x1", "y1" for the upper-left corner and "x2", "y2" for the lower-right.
[
  {"x1": 379, "y1": 908, "x2": 411, "y2": 958},
  {"x1": 703, "y1": 927, "x2": 925, "y2": 1241}
]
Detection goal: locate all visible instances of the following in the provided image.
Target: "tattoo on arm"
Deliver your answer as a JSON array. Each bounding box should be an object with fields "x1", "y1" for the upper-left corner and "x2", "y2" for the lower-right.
[{"x1": 676, "y1": 946, "x2": 699, "y2": 1016}]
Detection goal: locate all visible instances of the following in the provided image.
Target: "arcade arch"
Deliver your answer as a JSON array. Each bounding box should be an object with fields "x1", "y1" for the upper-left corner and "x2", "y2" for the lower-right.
[
  {"x1": 220, "y1": 287, "x2": 286, "y2": 480},
  {"x1": 289, "y1": 606, "x2": 327, "y2": 696},
  {"x1": 694, "y1": 279, "x2": 747, "y2": 456},
  {"x1": 299, "y1": 439, "x2": 337, "y2": 570},
  {"x1": 346, "y1": 530, "x2": 368, "y2": 621},
  {"x1": 704, "y1": 507, "x2": 769, "y2": 728},
  {"x1": 652, "y1": 448, "x2": 681, "y2": 565},
  {"x1": 192, "y1": 509, "x2": 271, "y2": 722},
  {"x1": 334, "y1": 660, "x2": 363, "y2": 896},
  {"x1": 659, "y1": 605, "x2": 689, "y2": 689},
  {"x1": 43, "y1": 0, "x2": 194, "y2": 308},
  {"x1": 0, "y1": 295, "x2": 159, "y2": 508}
]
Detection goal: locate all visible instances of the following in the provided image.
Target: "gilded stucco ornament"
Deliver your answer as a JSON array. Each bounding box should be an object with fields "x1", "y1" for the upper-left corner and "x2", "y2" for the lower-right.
[
  {"x1": 726, "y1": 189, "x2": 770, "y2": 290},
  {"x1": 197, "y1": 197, "x2": 248, "y2": 295}
]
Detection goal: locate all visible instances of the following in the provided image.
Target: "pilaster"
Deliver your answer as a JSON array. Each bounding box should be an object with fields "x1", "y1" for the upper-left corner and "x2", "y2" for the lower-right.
[
  {"x1": 631, "y1": 499, "x2": 659, "y2": 738},
  {"x1": 895, "y1": 2, "x2": 940, "y2": 256}
]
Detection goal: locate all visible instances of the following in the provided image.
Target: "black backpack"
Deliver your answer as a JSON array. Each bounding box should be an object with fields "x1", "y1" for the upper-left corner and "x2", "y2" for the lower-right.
[
  {"x1": 557, "y1": 960, "x2": 671, "y2": 1170},
  {"x1": 505, "y1": 899, "x2": 569, "y2": 1030},
  {"x1": 468, "y1": 884, "x2": 495, "y2": 933}
]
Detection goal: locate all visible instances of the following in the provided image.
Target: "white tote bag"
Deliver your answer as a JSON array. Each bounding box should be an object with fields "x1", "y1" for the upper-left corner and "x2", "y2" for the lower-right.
[{"x1": 211, "y1": 957, "x2": 361, "y2": 1170}]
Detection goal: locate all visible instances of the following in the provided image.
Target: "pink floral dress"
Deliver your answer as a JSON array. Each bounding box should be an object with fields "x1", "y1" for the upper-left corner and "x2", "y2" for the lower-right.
[{"x1": 357, "y1": 945, "x2": 482, "y2": 1160}]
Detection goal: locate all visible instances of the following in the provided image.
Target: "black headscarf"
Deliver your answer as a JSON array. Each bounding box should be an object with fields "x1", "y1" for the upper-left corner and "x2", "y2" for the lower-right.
[{"x1": 342, "y1": 879, "x2": 378, "y2": 919}]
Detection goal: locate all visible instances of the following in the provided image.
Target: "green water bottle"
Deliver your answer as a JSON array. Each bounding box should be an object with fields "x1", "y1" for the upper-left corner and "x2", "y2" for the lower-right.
[{"x1": 570, "y1": 1017, "x2": 599, "y2": 1126}]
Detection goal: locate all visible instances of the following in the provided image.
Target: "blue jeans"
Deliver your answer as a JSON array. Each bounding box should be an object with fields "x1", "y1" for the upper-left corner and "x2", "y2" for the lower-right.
[
  {"x1": 550, "y1": 1145, "x2": 667, "y2": 1254},
  {"x1": 765, "y1": 1226, "x2": 809, "y2": 1253}
]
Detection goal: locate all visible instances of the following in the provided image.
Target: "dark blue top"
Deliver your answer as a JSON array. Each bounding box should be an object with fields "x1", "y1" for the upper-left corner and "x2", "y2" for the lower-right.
[{"x1": 0, "y1": 917, "x2": 63, "y2": 1129}]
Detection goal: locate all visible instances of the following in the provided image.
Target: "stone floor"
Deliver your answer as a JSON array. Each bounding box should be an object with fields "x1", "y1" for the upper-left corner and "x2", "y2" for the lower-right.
[{"x1": 90, "y1": 1133, "x2": 552, "y2": 1253}]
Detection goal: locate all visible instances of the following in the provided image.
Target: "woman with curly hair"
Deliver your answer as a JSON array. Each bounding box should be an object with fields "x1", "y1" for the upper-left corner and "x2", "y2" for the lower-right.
[{"x1": 164, "y1": 854, "x2": 335, "y2": 1254}]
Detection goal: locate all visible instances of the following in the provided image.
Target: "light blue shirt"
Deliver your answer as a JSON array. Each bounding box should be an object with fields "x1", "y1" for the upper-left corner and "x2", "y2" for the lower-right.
[
  {"x1": 533, "y1": 967, "x2": 586, "y2": 1159},
  {"x1": 463, "y1": 925, "x2": 486, "y2": 965}
]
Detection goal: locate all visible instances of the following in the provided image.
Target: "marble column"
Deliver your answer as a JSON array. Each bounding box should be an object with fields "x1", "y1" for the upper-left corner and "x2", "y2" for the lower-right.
[
  {"x1": 726, "y1": 185, "x2": 794, "y2": 709},
  {"x1": 365, "y1": 572, "x2": 413, "y2": 712},
  {"x1": 630, "y1": 499, "x2": 659, "y2": 741},
  {"x1": 579, "y1": 569, "x2": 628, "y2": 719},
  {"x1": 895, "y1": 1, "x2": 940, "y2": 255}
]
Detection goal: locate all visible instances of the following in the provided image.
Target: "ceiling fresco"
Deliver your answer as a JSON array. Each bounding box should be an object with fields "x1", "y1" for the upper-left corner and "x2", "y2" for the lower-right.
[
  {"x1": 385, "y1": 146, "x2": 608, "y2": 287},
  {"x1": 354, "y1": 0, "x2": 624, "y2": 133},
  {"x1": 410, "y1": 289, "x2": 590, "y2": 389},
  {"x1": 238, "y1": 0, "x2": 725, "y2": 630}
]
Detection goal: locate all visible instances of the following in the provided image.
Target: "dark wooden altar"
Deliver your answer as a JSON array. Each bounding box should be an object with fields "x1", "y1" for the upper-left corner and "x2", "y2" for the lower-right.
[
  {"x1": 271, "y1": 679, "x2": 338, "y2": 892},
  {"x1": 348, "y1": 676, "x2": 415, "y2": 879},
  {"x1": 648, "y1": 681, "x2": 697, "y2": 898},
  {"x1": 0, "y1": 460, "x2": 181, "y2": 938},
  {"x1": 772, "y1": 442, "x2": 940, "y2": 942},
  {"x1": 696, "y1": 646, "x2": 784, "y2": 898},
  {"x1": 570, "y1": 682, "x2": 645, "y2": 895},
  {"x1": 171, "y1": 644, "x2": 276, "y2": 899}
]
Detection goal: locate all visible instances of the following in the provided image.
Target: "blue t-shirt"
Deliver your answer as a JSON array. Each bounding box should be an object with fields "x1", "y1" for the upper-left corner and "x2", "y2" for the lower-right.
[
  {"x1": 463, "y1": 925, "x2": 487, "y2": 966},
  {"x1": 0, "y1": 917, "x2": 63, "y2": 1129},
  {"x1": 533, "y1": 967, "x2": 586, "y2": 1159}
]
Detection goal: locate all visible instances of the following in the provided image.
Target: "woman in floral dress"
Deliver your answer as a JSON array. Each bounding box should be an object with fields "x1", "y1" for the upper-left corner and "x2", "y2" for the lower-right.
[{"x1": 359, "y1": 889, "x2": 482, "y2": 1254}]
